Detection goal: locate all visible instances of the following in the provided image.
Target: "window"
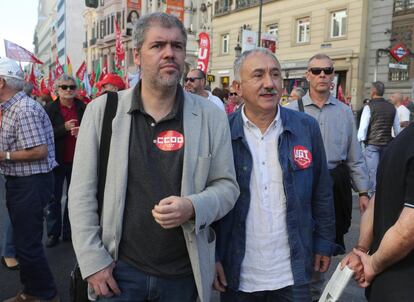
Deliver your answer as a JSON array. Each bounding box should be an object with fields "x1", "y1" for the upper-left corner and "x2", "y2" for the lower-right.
[
  {"x1": 296, "y1": 17, "x2": 310, "y2": 43},
  {"x1": 267, "y1": 23, "x2": 278, "y2": 41},
  {"x1": 221, "y1": 33, "x2": 229, "y2": 54},
  {"x1": 58, "y1": 31, "x2": 65, "y2": 42},
  {"x1": 111, "y1": 14, "x2": 114, "y2": 34},
  {"x1": 389, "y1": 58, "x2": 410, "y2": 81},
  {"x1": 330, "y1": 10, "x2": 347, "y2": 38}
]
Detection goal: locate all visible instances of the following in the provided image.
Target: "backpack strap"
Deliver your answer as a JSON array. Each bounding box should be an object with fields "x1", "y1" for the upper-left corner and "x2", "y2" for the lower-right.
[
  {"x1": 97, "y1": 92, "x2": 118, "y2": 217},
  {"x1": 298, "y1": 98, "x2": 305, "y2": 112}
]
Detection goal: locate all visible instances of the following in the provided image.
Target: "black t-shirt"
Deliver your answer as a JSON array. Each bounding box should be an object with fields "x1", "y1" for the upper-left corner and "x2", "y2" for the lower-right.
[
  {"x1": 368, "y1": 123, "x2": 414, "y2": 301},
  {"x1": 118, "y1": 83, "x2": 192, "y2": 278}
]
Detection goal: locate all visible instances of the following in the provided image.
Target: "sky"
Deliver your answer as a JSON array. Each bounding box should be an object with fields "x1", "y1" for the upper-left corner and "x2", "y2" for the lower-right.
[{"x1": 0, "y1": 1, "x2": 39, "y2": 59}]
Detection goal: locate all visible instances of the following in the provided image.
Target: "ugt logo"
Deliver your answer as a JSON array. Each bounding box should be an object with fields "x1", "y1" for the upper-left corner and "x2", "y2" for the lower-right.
[{"x1": 293, "y1": 145, "x2": 312, "y2": 169}]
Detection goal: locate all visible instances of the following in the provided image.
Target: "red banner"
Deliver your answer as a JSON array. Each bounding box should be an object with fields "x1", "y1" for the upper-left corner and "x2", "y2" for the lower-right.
[
  {"x1": 76, "y1": 61, "x2": 87, "y2": 81},
  {"x1": 4, "y1": 40, "x2": 43, "y2": 64},
  {"x1": 196, "y1": 32, "x2": 210, "y2": 73},
  {"x1": 115, "y1": 16, "x2": 125, "y2": 70},
  {"x1": 55, "y1": 57, "x2": 65, "y2": 79},
  {"x1": 166, "y1": 0, "x2": 184, "y2": 22}
]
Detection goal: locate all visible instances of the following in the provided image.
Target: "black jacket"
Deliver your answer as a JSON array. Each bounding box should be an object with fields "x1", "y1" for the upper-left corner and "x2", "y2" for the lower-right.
[{"x1": 45, "y1": 98, "x2": 86, "y2": 165}]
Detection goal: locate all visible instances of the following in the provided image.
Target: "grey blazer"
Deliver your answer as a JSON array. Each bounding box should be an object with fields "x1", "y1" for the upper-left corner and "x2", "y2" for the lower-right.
[{"x1": 68, "y1": 87, "x2": 239, "y2": 301}]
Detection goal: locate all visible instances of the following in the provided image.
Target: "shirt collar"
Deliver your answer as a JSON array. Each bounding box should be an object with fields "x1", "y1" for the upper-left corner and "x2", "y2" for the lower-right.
[
  {"x1": 0, "y1": 91, "x2": 26, "y2": 111},
  {"x1": 302, "y1": 91, "x2": 338, "y2": 107},
  {"x1": 128, "y1": 80, "x2": 184, "y2": 121},
  {"x1": 241, "y1": 104, "x2": 281, "y2": 131}
]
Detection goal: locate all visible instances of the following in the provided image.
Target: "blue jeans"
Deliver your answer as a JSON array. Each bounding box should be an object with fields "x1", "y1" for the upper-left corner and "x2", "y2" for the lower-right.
[
  {"x1": 6, "y1": 172, "x2": 57, "y2": 300},
  {"x1": 1, "y1": 213, "x2": 16, "y2": 257},
  {"x1": 46, "y1": 163, "x2": 72, "y2": 239},
  {"x1": 221, "y1": 284, "x2": 312, "y2": 302},
  {"x1": 98, "y1": 260, "x2": 198, "y2": 302},
  {"x1": 364, "y1": 144, "x2": 384, "y2": 194}
]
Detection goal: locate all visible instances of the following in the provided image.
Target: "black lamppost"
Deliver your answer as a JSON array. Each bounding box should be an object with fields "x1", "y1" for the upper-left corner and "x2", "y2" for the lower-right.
[
  {"x1": 257, "y1": 0, "x2": 263, "y2": 47},
  {"x1": 235, "y1": 43, "x2": 242, "y2": 58}
]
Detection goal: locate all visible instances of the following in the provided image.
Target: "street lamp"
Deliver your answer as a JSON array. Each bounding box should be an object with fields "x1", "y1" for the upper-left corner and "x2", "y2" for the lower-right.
[
  {"x1": 234, "y1": 43, "x2": 242, "y2": 59},
  {"x1": 257, "y1": 0, "x2": 263, "y2": 47}
]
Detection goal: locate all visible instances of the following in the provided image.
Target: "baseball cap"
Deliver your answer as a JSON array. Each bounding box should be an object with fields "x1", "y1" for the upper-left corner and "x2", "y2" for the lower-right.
[
  {"x1": 96, "y1": 73, "x2": 125, "y2": 90},
  {"x1": 0, "y1": 58, "x2": 24, "y2": 80}
]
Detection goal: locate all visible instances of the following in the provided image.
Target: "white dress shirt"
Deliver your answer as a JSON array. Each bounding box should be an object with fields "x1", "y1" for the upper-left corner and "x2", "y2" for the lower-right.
[
  {"x1": 358, "y1": 105, "x2": 401, "y2": 142},
  {"x1": 239, "y1": 106, "x2": 294, "y2": 292},
  {"x1": 206, "y1": 91, "x2": 226, "y2": 112}
]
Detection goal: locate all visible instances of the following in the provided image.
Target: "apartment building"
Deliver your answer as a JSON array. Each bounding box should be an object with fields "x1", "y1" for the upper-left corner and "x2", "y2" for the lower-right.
[{"x1": 211, "y1": 0, "x2": 369, "y2": 108}]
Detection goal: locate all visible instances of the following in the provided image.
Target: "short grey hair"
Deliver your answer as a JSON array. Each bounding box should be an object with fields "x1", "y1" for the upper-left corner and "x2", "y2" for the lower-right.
[
  {"x1": 371, "y1": 81, "x2": 385, "y2": 97},
  {"x1": 132, "y1": 12, "x2": 187, "y2": 50},
  {"x1": 2, "y1": 76, "x2": 24, "y2": 91},
  {"x1": 233, "y1": 47, "x2": 280, "y2": 81},
  {"x1": 292, "y1": 87, "x2": 306, "y2": 98},
  {"x1": 54, "y1": 74, "x2": 77, "y2": 92},
  {"x1": 23, "y1": 81, "x2": 34, "y2": 96},
  {"x1": 307, "y1": 53, "x2": 334, "y2": 68}
]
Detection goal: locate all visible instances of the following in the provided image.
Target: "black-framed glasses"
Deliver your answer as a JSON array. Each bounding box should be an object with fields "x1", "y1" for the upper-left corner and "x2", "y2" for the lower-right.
[
  {"x1": 229, "y1": 92, "x2": 238, "y2": 96},
  {"x1": 184, "y1": 77, "x2": 202, "y2": 83},
  {"x1": 59, "y1": 85, "x2": 77, "y2": 90},
  {"x1": 308, "y1": 67, "x2": 334, "y2": 75}
]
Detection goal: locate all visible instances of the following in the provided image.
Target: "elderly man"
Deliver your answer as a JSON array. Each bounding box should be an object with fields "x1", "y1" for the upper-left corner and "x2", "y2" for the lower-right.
[
  {"x1": 68, "y1": 12, "x2": 239, "y2": 302},
  {"x1": 358, "y1": 81, "x2": 400, "y2": 194},
  {"x1": 286, "y1": 53, "x2": 369, "y2": 300},
  {"x1": 289, "y1": 87, "x2": 306, "y2": 102},
  {"x1": 184, "y1": 69, "x2": 225, "y2": 111},
  {"x1": 214, "y1": 48, "x2": 337, "y2": 301},
  {"x1": 0, "y1": 58, "x2": 59, "y2": 302},
  {"x1": 342, "y1": 123, "x2": 414, "y2": 301},
  {"x1": 96, "y1": 73, "x2": 126, "y2": 93},
  {"x1": 44, "y1": 75, "x2": 86, "y2": 248},
  {"x1": 389, "y1": 92, "x2": 410, "y2": 132}
]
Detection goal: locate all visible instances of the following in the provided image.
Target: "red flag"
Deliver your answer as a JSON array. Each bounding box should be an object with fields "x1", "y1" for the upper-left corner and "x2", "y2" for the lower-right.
[
  {"x1": 337, "y1": 85, "x2": 345, "y2": 102},
  {"x1": 100, "y1": 59, "x2": 108, "y2": 82},
  {"x1": 115, "y1": 16, "x2": 125, "y2": 70},
  {"x1": 196, "y1": 32, "x2": 210, "y2": 73},
  {"x1": 55, "y1": 57, "x2": 65, "y2": 79},
  {"x1": 90, "y1": 71, "x2": 96, "y2": 88},
  {"x1": 29, "y1": 65, "x2": 41, "y2": 96},
  {"x1": 76, "y1": 61, "x2": 87, "y2": 81},
  {"x1": 4, "y1": 39, "x2": 43, "y2": 64}
]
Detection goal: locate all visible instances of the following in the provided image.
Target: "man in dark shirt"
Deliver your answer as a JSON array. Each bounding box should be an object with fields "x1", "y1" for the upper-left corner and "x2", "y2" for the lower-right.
[
  {"x1": 342, "y1": 123, "x2": 414, "y2": 301},
  {"x1": 68, "y1": 12, "x2": 238, "y2": 302}
]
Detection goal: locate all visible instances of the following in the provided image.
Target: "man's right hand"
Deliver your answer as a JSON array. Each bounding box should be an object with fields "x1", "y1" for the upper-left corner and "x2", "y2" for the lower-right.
[
  {"x1": 340, "y1": 251, "x2": 364, "y2": 282},
  {"x1": 213, "y1": 261, "x2": 228, "y2": 292},
  {"x1": 86, "y1": 262, "x2": 121, "y2": 297},
  {"x1": 64, "y1": 119, "x2": 77, "y2": 131}
]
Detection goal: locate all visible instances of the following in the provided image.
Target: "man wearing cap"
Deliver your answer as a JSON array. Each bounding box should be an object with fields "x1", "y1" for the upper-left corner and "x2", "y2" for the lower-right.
[
  {"x1": 44, "y1": 74, "x2": 86, "y2": 248},
  {"x1": 68, "y1": 12, "x2": 238, "y2": 302},
  {"x1": 97, "y1": 73, "x2": 126, "y2": 93},
  {"x1": 184, "y1": 69, "x2": 225, "y2": 111},
  {"x1": 0, "y1": 58, "x2": 59, "y2": 302}
]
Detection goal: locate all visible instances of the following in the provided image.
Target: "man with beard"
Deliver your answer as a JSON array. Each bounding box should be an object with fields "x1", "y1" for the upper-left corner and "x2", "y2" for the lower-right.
[{"x1": 68, "y1": 12, "x2": 239, "y2": 302}]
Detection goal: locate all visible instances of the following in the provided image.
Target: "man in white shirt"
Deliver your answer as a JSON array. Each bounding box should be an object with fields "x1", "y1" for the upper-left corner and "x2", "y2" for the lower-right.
[
  {"x1": 184, "y1": 69, "x2": 225, "y2": 111},
  {"x1": 390, "y1": 92, "x2": 410, "y2": 133}
]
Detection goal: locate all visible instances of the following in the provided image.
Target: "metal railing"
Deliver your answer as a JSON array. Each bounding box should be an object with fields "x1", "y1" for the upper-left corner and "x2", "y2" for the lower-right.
[
  {"x1": 394, "y1": 0, "x2": 414, "y2": 13},
  {"x1": 214, "y1": 0, "x2": 231, "y2": 15},
  {"x1": 236, "y1": 0, "x2": 260, "y2": 10}
]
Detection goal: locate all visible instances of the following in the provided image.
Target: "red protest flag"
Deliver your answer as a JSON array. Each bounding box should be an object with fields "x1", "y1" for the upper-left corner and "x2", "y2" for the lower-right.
[
  {"x1": 55, "y1": 57, "x2": 65, "y2": 79},
  {"x1": 29, "y1": 65, "x2": 41, "y2": 96},
  {"x1": 115, "y1": 16, "x2": 125, "y2": 70},
  {"x1": 4, "y1": 39, "x2": 44, "y2": 64},
  {"x1": 76, "y1": 61, "x2": 87, "y2": 81}
]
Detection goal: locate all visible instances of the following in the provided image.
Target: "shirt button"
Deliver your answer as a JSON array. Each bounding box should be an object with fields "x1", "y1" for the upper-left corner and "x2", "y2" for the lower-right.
[
  {"x1": 262, "y1": 161, "x2": 265, "y2": 165},
  {"x1": 153, "y1": 139, "x2": 156, "y2": 143},
  {"x1": 150, "y1": 122, "x2": 155, "y2": 127},
  {"x1": 264, "y1": 186, "x2": 268, "y2": 190},
  {"x1": 261, "y1": 137, "x2": 264, "y2": 140}
]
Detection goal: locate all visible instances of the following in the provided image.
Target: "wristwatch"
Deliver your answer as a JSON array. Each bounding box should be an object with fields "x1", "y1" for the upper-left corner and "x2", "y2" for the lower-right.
[
  {"x1": 5, "y1": 151, "x2": 11, "y2": 161},
  {"x1": 358, "y1": 192, "x2": 369, "y2": 198}
]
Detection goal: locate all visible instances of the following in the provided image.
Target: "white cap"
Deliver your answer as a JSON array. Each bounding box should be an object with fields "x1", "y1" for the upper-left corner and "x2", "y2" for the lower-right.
[{"x1": 0, "y1": 58, "x2": 24, "y2": 80}]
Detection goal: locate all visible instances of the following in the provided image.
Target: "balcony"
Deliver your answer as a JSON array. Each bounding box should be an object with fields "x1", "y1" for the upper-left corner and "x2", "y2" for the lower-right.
[
  {"x1": 236, "y1": 0, "x2": 260, "y2": 10},
  {"x1": 83, "y1": 41, "x2": 88, "y2": 48},
  {"x1": 214, "y1": 1, "x2": 231, "y2": 16},
  {"x1": 89, "y1": 38, "x2": 97, "y2": 46},
  {"x1": 394, "y1": 0, "x2": 414, "y2": 15}
]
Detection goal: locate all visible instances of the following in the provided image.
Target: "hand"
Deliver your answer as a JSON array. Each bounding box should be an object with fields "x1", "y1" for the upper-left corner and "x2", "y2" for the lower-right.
[
  {"x1": 359, "y1": 195, "x2": 370, "y2": 214},
  {"x1": 213, "y1": 261, "x2": 227, "y2": 292},
  {"x1": 71, "y1": 126, "x2": 80, "y2": 137},
  {"x1": 340, "y1": 251, "x2": 364, "y2": 282},
  {"x1": 64, "y1": 119, "x2": 78, "y2": 131},
  {"x1": 401, "y1": 121, "x2": 410, "y2": 128},
  {"x1": 152, "y1": 196, "x2": 195, "y2": 229},
  {"x1": 353, "y1": 248, "x2": 379, "y2": 288},
  {"x1": 314, "y1": 254, "x2": 331, "y2": 273},
  {"x1": 86, "y1": 262, "x2": 121, "y2": 297}
]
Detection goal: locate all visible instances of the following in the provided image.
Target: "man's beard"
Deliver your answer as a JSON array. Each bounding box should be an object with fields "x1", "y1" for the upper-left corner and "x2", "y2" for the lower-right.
[{"x1": 141, "y1": 63, "x2": 183, "y2": 90}]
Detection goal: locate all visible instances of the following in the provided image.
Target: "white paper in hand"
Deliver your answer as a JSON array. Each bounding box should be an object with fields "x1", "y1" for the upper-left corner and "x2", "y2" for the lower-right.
[{"x1": 318, "y1": 263, "x2": 354, "y2": 302}]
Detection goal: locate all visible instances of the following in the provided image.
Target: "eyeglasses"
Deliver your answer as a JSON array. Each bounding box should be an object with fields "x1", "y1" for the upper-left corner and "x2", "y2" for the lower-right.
[
  {"x1": 184, "y1": 77, "x2": 202, "y2": 83},
  {"x1": 308, "y1": 67, "x2": 334, "y2": 75},
  {"x1": 229, "y1": 92, "x2": 238, "y2": 96},
  {"x1": 59, "y1": 85, "x2": 77, "y2": 90}
]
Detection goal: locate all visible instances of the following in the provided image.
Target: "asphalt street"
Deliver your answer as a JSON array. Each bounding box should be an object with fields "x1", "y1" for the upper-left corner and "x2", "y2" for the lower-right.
[{"x1": 0, "y1": 179, "x2": 366, "y2": 301}]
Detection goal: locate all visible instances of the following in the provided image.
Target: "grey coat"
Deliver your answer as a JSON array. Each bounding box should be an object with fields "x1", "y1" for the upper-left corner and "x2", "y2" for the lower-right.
[{"x1": 68, "y1": 87, "x2": 239, "y2": 301}]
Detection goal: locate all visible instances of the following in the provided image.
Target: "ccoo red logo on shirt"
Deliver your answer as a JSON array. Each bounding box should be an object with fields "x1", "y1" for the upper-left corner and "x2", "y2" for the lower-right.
[
  {"x1": 293, "y1": 145, "x2": 312, "y2": 169},
  {"x1": 155, "y1": 130, "x2": 184, "y2": 152}
]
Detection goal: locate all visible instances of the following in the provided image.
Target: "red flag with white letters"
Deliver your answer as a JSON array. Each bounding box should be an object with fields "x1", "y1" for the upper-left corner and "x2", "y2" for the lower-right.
[
  {"x1": 196, "y1": 32, "x2": 210, "y2": 74},
  {"x1": 4, "y1": 39, "x2": 43, "y2": 64}
]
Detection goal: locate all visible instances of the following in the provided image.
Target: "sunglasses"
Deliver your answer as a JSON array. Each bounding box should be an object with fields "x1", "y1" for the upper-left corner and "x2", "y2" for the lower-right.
[
  {"x1": 229, "y1": 92, "x2": 238, "y2": 96},
  {"x1": 184, "y1": 77, "x2": 202, "y2": 83},
  {"x1": 308, "y1": 67, "x2": 334, "y2": 75},
  {"x1": 59, "y1": 85, "x2": 77, "y2": 90}
]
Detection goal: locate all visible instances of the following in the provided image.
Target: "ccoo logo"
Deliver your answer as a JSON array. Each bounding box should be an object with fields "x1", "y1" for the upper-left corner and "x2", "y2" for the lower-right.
[
  {"x1": 293, "y1": 145, "x2": 312, "y2": 169},
  {"x1": 155, "y1": 130, "x2": 184, "y2": 152}
]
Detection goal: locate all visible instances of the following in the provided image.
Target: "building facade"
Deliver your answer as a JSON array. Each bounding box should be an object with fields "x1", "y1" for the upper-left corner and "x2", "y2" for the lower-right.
[
  {"x1": 210, "y1": 0, "x2": 369, "y2": 108},
  {"x1": 83, "y1": 0, "x2": 213, "y2": 79}
]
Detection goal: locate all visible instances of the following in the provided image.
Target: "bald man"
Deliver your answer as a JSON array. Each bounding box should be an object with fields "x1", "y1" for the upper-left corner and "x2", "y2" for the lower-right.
[{"x1": 390, "y1": 93, "x2": 410, "y2": 132}]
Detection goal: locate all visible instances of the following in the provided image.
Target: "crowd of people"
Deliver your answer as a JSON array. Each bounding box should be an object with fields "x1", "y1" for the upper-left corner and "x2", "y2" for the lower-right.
[{"x1": 0, "y1": 11, "x2": 413, "y2": 302}]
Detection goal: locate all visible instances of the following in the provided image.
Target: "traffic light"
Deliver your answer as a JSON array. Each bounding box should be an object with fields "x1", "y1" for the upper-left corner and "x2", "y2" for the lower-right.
[{"x1": 85, "y1": 0, "x2": 98, "y2": 8}]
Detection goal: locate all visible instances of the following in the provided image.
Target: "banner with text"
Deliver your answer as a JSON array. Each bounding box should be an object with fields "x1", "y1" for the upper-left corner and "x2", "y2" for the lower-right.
[
  {"x1": 196, "y1": 32, "x2": 210, "y2": 73},
  {"x1": 166, "y1": 0, "x2": 184, "y2": 22}
]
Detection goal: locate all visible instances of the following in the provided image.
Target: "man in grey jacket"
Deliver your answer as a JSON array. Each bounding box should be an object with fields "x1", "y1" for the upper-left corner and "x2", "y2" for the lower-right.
[{"x1": 68, "y1": 13, "x2": 239, "y2": 302}]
